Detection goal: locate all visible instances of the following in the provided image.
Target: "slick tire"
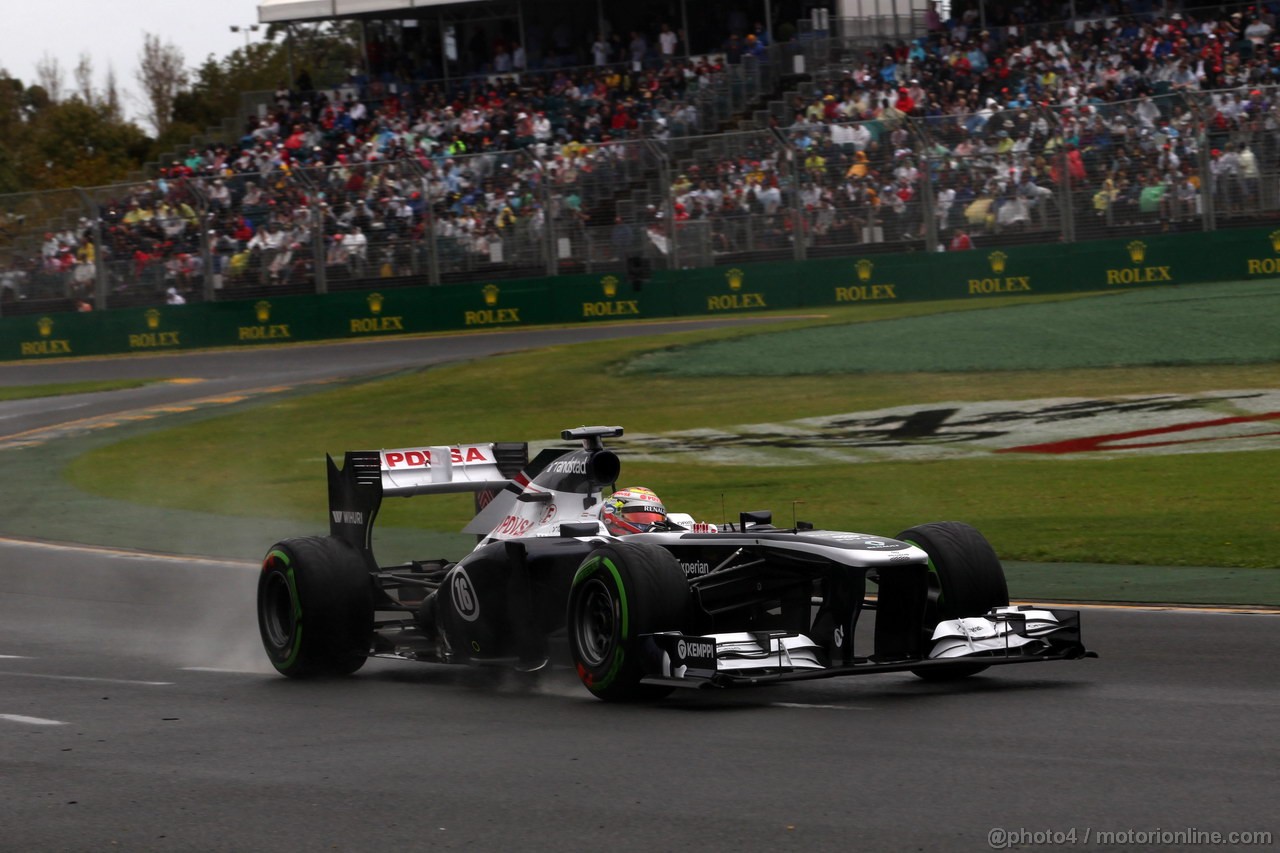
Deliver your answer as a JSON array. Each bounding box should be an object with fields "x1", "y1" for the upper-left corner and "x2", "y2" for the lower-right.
[
  {"x1": 567, "y1": 542, "x2": 690, "y2": 702},
  {"x1": 258, "y1": 536, "x2": 374, "y2": 678},
  {"x1": 896, "y1": 521, "x2": 1010, "y2": 681}
]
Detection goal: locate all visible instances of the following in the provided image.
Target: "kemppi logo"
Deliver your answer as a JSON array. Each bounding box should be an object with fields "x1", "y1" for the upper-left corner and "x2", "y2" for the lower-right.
[{"x1": 676, "y1": 639, "x2": 714, "y2": 659}]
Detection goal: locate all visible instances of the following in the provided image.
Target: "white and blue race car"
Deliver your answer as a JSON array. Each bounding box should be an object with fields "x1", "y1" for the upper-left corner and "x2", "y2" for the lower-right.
[{"x1": 257, "y1": 426, "x2": 1092, "y2": 701}]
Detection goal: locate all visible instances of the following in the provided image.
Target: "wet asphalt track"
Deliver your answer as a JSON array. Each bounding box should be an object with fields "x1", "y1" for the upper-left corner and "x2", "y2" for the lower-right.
[{"x1": 2, "y1": 321, "x2": 1278, "y2": 851}]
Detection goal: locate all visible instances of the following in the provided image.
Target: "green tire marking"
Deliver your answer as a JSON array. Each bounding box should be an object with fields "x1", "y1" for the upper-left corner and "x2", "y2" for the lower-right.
[
  {"x1": 266, "y1": 549, "x2": 304, "y2": 670},
  {"x1": 902, "y1": 538, "x2": 945, "y2": 608},
  {"x1": 573, "y1": 554, "x2": 629, "y2": 692}
]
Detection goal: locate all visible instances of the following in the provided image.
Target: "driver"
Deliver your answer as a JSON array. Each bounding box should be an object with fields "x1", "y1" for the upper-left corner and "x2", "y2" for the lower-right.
[{"x1": 602, "y1": 486, "x2": 670, "y2": 534}]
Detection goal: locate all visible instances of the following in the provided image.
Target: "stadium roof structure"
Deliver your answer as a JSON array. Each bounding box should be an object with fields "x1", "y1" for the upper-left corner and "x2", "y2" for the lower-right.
[{"x1": 259, "y1": 0, "x2": 487, "y2": 24}]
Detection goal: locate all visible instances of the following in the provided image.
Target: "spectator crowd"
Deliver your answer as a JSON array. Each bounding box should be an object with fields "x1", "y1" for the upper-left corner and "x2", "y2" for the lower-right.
[{"x1": 7, "y1": 2, "x2": 1280, "y2": 309}]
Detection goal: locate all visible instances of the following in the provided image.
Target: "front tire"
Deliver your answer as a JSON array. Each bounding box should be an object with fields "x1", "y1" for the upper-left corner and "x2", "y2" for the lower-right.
[
  {"x1": 567, "y1": 543, "x2": 689, "y2": 702},
  {"x1": 258, "y1": 536, "x2": 374, "y2": 677},
  {"x1": 897, "y1": 522, "x2": 1009, "y2": 681}
]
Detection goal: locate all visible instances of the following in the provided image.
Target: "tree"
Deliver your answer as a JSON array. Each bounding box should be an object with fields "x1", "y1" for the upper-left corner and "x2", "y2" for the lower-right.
[
  {"x1": 34, "y1": 54, "x2": 63, "y2": 103},
  {"x1": 74, "y1": 53, "x2": 94, "y2": 105},
  {"x1": 136, "y1": 32, "x2": 187, "y2": 137}
]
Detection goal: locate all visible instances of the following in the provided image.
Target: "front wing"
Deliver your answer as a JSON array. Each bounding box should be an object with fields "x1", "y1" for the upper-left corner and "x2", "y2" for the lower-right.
[{"x1": 639, "y1": 606, "x2": 1093, "y2": 689}]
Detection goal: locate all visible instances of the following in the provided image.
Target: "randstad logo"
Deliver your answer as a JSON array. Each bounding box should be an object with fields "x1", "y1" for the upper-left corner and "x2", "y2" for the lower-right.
[
  {"x1": 467, "y1": 283, "x2": 520, "y2": 326},
  {"x1": 239, "y1": 299, "x2": 292, "y2": 341},
  {"x1": 1106, "y1": 241, "x2": 1171, "y2": 285}
]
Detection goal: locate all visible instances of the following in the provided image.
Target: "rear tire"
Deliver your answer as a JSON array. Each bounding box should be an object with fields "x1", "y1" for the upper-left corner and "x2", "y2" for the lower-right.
[
  {"x1": 567, "y1": 543, "x2": 689, "y2": 702},
  {"x1": 897, "y1": 522, "x2": 1009, "y2": 681},
  {"x1": 258, "y1": 536, "x2": 374, "y2": 677}
]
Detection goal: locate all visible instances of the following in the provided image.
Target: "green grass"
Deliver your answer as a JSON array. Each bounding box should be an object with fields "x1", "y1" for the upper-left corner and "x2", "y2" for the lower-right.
[
  {"x1": 61, "y1": 285, "x2": 1280, "y2": 569},
  {"x1": 0, "y1": 379, "x2": 157, "y2": 401}
]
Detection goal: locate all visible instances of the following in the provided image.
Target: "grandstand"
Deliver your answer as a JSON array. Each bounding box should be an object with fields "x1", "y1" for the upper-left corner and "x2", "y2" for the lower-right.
[{"x1": 3, "y1": 0, "x2": 1280, "y2": 316}]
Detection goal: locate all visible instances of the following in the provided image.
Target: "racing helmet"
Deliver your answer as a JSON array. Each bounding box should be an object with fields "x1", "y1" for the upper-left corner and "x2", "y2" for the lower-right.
[{"x1": 602, "y1": 486, "x2": 668, "y2": 534}]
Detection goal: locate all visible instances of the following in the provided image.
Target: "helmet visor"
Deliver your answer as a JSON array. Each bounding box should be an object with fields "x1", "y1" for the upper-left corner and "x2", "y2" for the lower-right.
[{"x1": 621, "y1": 510, "x2": 666, "y2": 526}]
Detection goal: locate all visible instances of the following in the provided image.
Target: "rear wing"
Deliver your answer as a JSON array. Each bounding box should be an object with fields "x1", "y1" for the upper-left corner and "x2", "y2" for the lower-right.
[{"x1": 326, "y1": 442, "x2": 529, "y2": 556}]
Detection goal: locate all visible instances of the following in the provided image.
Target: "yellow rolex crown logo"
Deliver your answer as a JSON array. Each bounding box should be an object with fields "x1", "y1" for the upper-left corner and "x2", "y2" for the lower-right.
[
  {"x1": 601, "y1": 275, "x2": 619, "y2": 298},
  {"x1": 1269, "y1": 230, "x2": 1280, "y2": 253},
  {"x1": 482, "y1": 283, "x2": 500, "y2": 306},
  {"x1": 988, "y1": 251, "x2": 1008, "y2": 274},
  {"x1": 145, "y1": 308, "x2": 161, "y2": 330},
  {"x1": 855, "y1": 259, "x2": 874, "y2": 282},
  {"x1": 367, "y1": 292, "x2": 384, "y2": 314},
  {"x1": 37, "y1": 316, "x2": 53, "y2": 337},
  {"x1": 726, "y1": 268, "x2": 744, "y2": 291},
  {"x1": 1126, "y1": 240, "x2": 1147, "y2": 264},
  {"x1": 255, "y1": 300, "x2": 272, "y2": 323}
]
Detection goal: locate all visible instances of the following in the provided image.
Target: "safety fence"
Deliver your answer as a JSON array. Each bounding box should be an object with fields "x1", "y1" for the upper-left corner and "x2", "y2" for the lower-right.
[{"x1": 4, "y1": 87, "x2": 1280, "y2": 319}]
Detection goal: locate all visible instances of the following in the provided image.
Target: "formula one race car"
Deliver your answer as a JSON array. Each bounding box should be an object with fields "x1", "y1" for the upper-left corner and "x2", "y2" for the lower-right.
[{"x1": 257, "y1": 426, "x2": 1092, "y2": 700}]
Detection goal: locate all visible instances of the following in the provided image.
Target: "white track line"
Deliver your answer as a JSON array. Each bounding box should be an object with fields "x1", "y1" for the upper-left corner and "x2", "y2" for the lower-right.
[
  {"x1": 0, "y1": 671, "x2": 172, "y2": 686},
  {"x1": 770, "y1": 702, "x2": 871, "y2": 711},
  {"x1": 1, "y1": 714, "x2": 68, "y2": 726}
]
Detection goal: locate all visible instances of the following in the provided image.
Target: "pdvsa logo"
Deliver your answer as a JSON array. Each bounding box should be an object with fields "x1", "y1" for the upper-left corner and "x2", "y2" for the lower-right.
[{"x1": 465, "y1": 283, "x2": 520, "y2": 326}]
